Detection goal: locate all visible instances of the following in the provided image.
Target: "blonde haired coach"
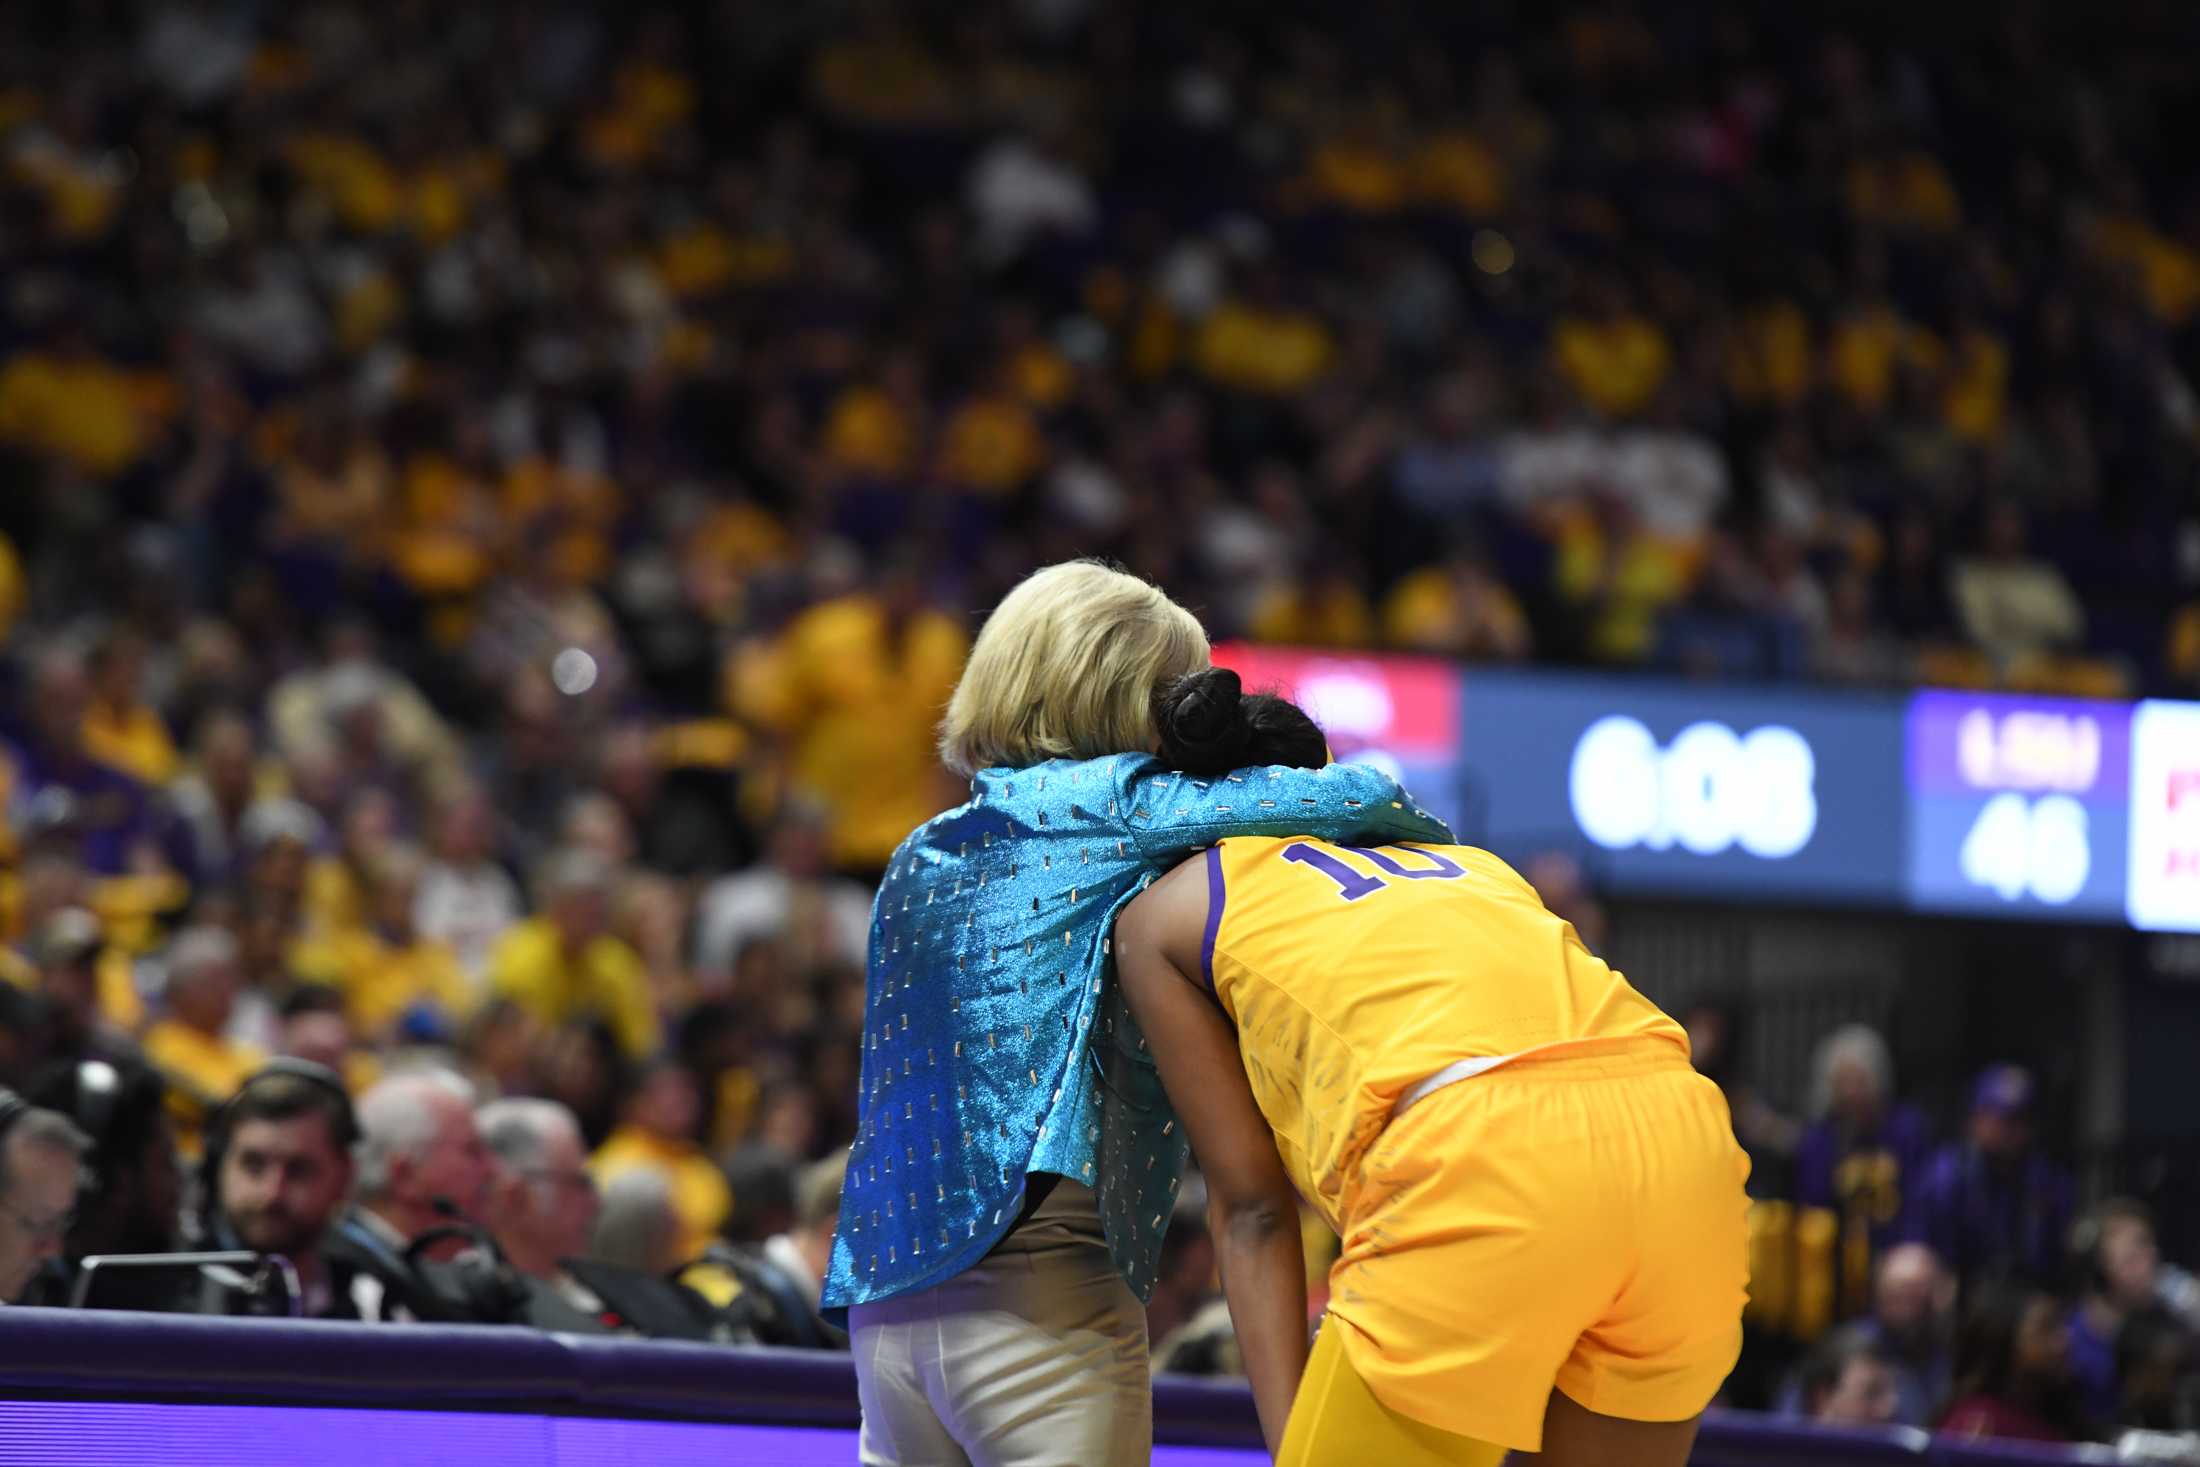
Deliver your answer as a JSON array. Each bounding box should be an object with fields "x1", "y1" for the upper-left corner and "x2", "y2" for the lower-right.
[{"x1": 825, "y1": 561, "x2": 1452, "y2": 1467}]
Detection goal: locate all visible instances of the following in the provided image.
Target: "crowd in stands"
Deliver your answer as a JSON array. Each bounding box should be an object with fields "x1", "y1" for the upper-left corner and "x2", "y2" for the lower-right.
[
  {"x1": 1691, "y1": 1023, "x2": 2200, "y2": 1441},
  {"x1": 0, "y1": 0, "x2": 2198, "y2": 1447}
]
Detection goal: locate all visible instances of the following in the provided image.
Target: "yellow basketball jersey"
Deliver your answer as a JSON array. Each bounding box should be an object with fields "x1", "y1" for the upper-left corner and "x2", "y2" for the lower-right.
[{"x1": 1202, "y1": 836, "x2": 1687, "y2": 1229}]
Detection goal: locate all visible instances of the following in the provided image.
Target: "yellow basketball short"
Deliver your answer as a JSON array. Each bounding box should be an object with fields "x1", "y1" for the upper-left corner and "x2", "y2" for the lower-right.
[
  {"x1": 1323, "y1": 1040, "x2": 1751, "y2": 1453},
  {"x1": 1280, "y1": 1318, "x2": 1506, "y2": 1467}
]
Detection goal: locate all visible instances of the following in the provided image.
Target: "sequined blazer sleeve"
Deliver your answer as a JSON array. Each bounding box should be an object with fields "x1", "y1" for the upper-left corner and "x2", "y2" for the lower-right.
[{"x1": 1121, "y1": 760, "x2": 1454, "y2": 863}]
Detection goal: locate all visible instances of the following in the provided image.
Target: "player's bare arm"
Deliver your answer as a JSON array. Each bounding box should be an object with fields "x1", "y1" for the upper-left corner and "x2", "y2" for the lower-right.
[{"x1": 1117, "y1": 855, "x2": 1308, "y2": 1458}]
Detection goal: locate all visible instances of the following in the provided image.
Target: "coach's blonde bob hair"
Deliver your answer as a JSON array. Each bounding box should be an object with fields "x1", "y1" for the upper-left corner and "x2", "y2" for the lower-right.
[{"x1": 938, "y1": 561, "x2": 1210, "y2": 777}]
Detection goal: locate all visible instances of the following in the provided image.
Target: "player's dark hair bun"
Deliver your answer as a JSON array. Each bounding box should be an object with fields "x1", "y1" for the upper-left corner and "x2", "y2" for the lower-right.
[
  {"x1": 1153, "y1": 668, "x2": 1331, "y2": 775},
  {"x1": 1154, "y1": 668, "x2": 1251, "y2": 775}
]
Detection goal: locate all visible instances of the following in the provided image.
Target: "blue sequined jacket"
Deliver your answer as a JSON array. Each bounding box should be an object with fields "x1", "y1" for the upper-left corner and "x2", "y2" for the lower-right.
[{"x1": 822, "y1": 753, "x2": 1453, "y2": 1317}]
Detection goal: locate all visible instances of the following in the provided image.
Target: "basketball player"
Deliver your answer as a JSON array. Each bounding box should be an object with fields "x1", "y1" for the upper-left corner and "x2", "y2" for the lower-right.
[{"x1": 1114, "y1": 670, "x2": 1751, "y2": 1466}]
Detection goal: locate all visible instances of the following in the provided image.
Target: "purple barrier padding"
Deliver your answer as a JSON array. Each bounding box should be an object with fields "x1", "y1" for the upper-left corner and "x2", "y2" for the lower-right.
[
  {"x1": 0, "y1": 1308, "x2": 2117, "y2": 1466},
  {"x1": 1689, "y1": 1411, "x2": 1929, "y2": 1466},
  {"x1": 1151, "y1": 1372, "x2": 1265, "y2": 1447},
  {"x1": 0, "y1": 1308, "x2": 576, "y2": 1409},
  {"x1": 558, "y1": 1338, "x2": 859, "y2": 1426},
  {"x1": 1928, "y1": 1436, "x2": 2119, "y2": 1466}
]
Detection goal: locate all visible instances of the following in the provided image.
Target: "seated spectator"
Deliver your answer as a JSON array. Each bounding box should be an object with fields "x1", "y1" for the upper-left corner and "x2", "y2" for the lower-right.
[
  {"x1": 79, "y1": 627, "x2": 179, "y2": 788},
  {"x1": 1867, "y1": 1244, "x2": 1958, "y2": 1427},
  {"x1": 266, "y1": 617, "x2": 460, "y2": 794},
  {"x1": 2066, "y1": 1199, "x2": 2194, "y2": 1425},
  {"x1": 1248, "y1": 555, "x2": 1378, "y2": 648},
  {"x1": 1551, "y1": 275, "x2": 1672, "y2": 420},
  {"x1": 0, "y1": 1091, "x2": 90, "y2": 1305},
  {"x1": 759, "y1": 1148, "x2": 847, "y2": 1317},
  {"x1": 0, "y1": 986, "x2": 53, "y2": 1088},
  {"x1": 413, "y1": 781, "x2": 522, "y2": 982},
  {"x1": 1916, "y1": 1065, "x2": 2074, "y2": 1291},
  {"x1": 200, "y1": 1062, "x2": 369, "y2": 1320},
  {"x1": 329, "y1": 1068, "x2": 498, "y2": 1321},
  {"x1": 1949, "y1": 501, "x2": 2084, "y2": 670},
  {"x1": 1876, "y1": 508, "x2": 1960, "y2": 646},
  {"x1": 594, "y1": 1170, "x2": 684, "y2": 1275},
  {"x1": 727, "y1": 559, "x2": 968, "y2": 876},
  {"x1": 274, "y1": 984, "x2": 378, "y2": 1097},
  {"x1": 2, "y1": 647, "x2": 158, "y2": 876},
  {"x1": 1191, "y1": 263, "x2": 1336, "y2": 398},
  {"x1": 1380, "y1": 542, "x2": 1532, "y2": 660},
  {"x1": 1795, "y1": 1323, "x2": 1903, "y2": 1427},
  {"x1": 1938, "y1": 1282, "x2": 2094, "y2": 1443},
  {"x1": 717, "y1": 1147, "x2": 848, "y2": 1348},
  {"x1": 477, "y1": 1098, "x2": 609, "y2": 1329},
  {"x1": 293, "y1": 844, "x2": 474, "y2": 1045},
  {"x1": 2113, "y1": 1308, "x2": 2199, "y2": 1432},
  {"x1": 455, "y1": 1000, "x2": 541, "y2": 1110},
  {"x1": 488, "y1": 850, "x2": 659, "y2": 1062},
  {"x1": 168, "y1": 709, "x2": 265, "y2": 892},
  {"x1": 29, "y1": 1057, "x2": 181, "y2": 1269},
  {"x1": 595, "y1": 722, "x2": 754, "y2": 880},
  {"x1": 693, "y1": 799, "x2": 871, "y2": 983},
  {"x1": 301, "y1": 788, "x2": 401, "y2": 937},
  {"x1": 1773, "y1": 1242, "x2": 1954, "y2": 1427},
  {"x1": 1794, "y1": 1024, "x2": 1934, "y2": 1317},
  {"x1": 25, "y1": 907, "x2": 137, "y2": 1066},
  {"x1": 1814, "y1": 565, "x2": 1911, "y2": 684},
  {"x1": 590, "y1": 1060, "x2": 730, "y2": 1265},
  {"x1": 142, "y1": 928, "x2": 268, "y2": 1152}
]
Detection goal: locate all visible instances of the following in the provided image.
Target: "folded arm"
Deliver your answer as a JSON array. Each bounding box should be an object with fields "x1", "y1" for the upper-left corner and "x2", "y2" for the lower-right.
[{"x1": 1127, "y1": 760, "x2": 1452, "y2": 864}]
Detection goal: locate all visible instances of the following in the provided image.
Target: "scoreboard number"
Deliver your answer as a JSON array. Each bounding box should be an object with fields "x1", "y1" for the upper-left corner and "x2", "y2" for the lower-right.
[{"x1": 1958, "y1": 792, "x2": 2090, "y2": 905}]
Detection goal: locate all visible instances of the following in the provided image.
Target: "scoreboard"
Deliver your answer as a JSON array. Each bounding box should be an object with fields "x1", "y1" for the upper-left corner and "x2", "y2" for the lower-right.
[
  {"x1": 1905, "y1": 692, "x2": 2131, "y2": 923},
  {"x1": 1213, "y1": 645, "x2": 2200, "y2": 933}
]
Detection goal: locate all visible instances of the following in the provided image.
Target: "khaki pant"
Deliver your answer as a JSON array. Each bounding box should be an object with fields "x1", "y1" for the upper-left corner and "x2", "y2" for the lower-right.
[{"x1": 851, "y1": 1181, "x2": 1151, "y2": 1467}]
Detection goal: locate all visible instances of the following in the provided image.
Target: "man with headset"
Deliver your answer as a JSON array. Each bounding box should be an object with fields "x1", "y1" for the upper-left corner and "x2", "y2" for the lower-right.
[
  {"x1": 200, "y1": 1061, "x2": 529, "y2": 1324},
  {"x1": 0, "y1": 1086, "x2": 90, "y2": 1304},
  {"x1": 200, "y1": 1059, "x2": 379, "y2": 1318}
]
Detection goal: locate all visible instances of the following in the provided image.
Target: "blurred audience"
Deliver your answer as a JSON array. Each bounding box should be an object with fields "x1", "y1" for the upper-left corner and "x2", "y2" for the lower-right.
[
  {"x1": 1937, "y1": 1283, "x2": 2094, "y2": 1444},
  {"x1": 1794, "y1": 1025, "x2": 1934, "y2": 1316},
  {"x1": 30, "y1": 1057, "x2": 181, "y2": 1267},
  {"x1": 1916, "y1": 1066, "x2": 2075, "y2": 1291},
  {"x1": 694, "y1": 800, "x2": 871, "y2": 983},
  {"x1": 478, "y1": 1096, "x2": 611, "y2": 1329},
  {"x1": 593, "y1": 1171, "x2": 685, "y2": 1276},
  {"x1": 488, "y1": 850, "x2": 658, "y2": 1062},
  {"x1": 590, "y1": 1059, "x2": 729, "y2": 1265},
  {"x1": 142, "y1": 927, "x2": 267, "y2": 1150},
  {"x1": 1775, "y1": 1243, "x2": 1954, "y2": 1428},
  {"x1": 1796, "y1": 1323, "x2": 1903, "y2": 1428},
  {"x1": 0, "y1": 1092, "x2": 88, "y2": 1304},
  {"x1": 0, "y1": 0, "x2": 2188, "y2": 1425},
  {"x1": 758, "y1": 1148, "x2": 847, "y2": 1317},
  {"x1": 2065, "y1": 1199, "x2": 2200, "y2": 1428}
]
